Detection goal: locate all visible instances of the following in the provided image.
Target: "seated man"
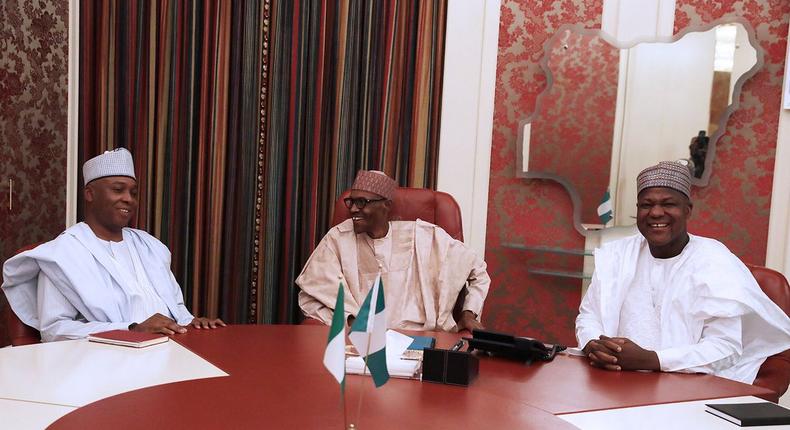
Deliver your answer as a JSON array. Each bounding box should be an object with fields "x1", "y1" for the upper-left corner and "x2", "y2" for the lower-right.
[
  {"x1": 576, "y1": 161, "x2": 790, "y2": 383},
  {"x1": 2, "y1": 148, "x2": 224, "y2": 342},
  {"x1": 297, "y1": 170, "x2": 490, "y2": 332}
]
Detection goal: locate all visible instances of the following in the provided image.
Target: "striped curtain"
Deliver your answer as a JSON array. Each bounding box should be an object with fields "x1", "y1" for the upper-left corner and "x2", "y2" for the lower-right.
[
  {"x1": 78, "y1": 0, "x2": 446, "y2": 324},
  {"x1": 258, "y1": 0, "x2": 447, "y2": 323},
  {"x1": 78, "y1": 0, "x2": 268, "y2": 322}
]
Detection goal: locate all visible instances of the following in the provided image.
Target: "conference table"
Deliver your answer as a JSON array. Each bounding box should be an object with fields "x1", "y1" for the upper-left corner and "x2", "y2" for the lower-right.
[{"x1": 2, "y1": 324, "x2": 787, "y2": 429}]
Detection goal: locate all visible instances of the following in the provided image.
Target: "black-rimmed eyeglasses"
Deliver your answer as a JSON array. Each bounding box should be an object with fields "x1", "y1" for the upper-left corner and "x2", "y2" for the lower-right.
[{"x1": 343, "y1": 197, "x2": 387, "y2": 209}]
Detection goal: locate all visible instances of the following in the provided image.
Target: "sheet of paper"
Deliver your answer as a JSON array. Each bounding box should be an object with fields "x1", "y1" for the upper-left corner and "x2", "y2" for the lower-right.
[
  {"x1": 346, "y1": 330, "x2": 421, "y2": 378},
  {"x1": 564, "y1": 347, "x2": 586, "y2": 356},
  {"x1": 385, "y1": 330, "x2": 415, "y2": 357},
  {"x1": 0, "y1": 339, "x2": 228, "y2": 407},
  {"x1": 346, "y1": 355, "x2": 420, "y2": 378}
]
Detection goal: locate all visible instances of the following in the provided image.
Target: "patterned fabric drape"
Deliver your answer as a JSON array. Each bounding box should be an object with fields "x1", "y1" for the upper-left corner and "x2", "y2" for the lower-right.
[
  {"x1": 259, "y1": 0, "x2": 447, "y2": 323},
  {"x1": 78, "y1": 0, "x2": 268, "y2": 322},
  {"x1": 77, "y1": 0, "x2": 445, "y2": 324}
]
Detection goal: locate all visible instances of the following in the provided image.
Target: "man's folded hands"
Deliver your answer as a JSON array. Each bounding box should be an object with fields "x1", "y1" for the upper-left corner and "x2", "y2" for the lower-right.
[{"x1": 583, "y1": 335, "x2": 660, "y2": 371}]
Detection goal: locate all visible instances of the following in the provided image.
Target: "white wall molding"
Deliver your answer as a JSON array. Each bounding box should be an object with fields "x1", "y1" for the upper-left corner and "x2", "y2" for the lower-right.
[
  {"x1": 601, "y1": 0, "x2": 675, "y2": 43},
  {"x1": 66, "y1": 0, "x2": 79, "y2": 227},
  {"x1": 437, "y1": 0, "x2": 500, "y2": 257},
  {"x1": 765, "y1": 23, "x2": 790, "y2": 276}
]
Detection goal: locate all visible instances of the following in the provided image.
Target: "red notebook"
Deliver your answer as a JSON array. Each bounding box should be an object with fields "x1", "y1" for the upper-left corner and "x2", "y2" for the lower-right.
[{"x1": 88, "y1": 330, "x2": 169, "y2": 348}]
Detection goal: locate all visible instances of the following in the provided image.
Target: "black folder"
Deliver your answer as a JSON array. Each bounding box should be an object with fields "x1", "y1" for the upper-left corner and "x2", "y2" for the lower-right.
[{"x1": 705, "y1": 402, "x2": 790, "y2": 427}]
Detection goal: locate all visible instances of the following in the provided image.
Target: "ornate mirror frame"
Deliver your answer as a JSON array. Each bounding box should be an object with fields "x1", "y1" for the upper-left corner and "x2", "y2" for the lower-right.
[{"x1": 515, "y1": 18, "x2": 764, "y2": 235}]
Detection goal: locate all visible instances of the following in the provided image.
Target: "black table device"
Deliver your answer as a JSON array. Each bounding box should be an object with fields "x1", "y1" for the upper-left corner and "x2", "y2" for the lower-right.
[{"x1": 464, "y1": 329, "x2": 565, "y2": 363}]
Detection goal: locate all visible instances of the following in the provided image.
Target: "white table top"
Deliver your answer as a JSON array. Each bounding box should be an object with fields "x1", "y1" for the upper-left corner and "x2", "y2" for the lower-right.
[
  {"x1": 0, "y1": 338, "x2": 227, "y2": 408},
  {"x1": 558, "y1": 395, "x2": 790, "y2": 429},
  {"x1": 0, "y1": 399, "x2": 76, "y2": 430}
]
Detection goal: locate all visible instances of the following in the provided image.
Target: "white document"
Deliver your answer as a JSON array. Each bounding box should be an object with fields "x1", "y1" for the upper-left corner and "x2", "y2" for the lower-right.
[
  {"x1": 0, "y1": 339, "x2": 228, "y2": 407},
  {"x1": 564, "y1": 347, "x2": 586, "y2": 356},
  {"x1": 346, "y1": 330, "x2": 421, "y2": 378}
]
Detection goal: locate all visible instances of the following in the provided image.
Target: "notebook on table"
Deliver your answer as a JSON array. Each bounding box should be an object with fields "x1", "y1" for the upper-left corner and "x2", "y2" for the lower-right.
[
  {"x1": 705, "y1": 402, "x2": 790, "y2": 427},
  {"x1": 88, "y1": 330, "x2": 169, "y2": 348}
]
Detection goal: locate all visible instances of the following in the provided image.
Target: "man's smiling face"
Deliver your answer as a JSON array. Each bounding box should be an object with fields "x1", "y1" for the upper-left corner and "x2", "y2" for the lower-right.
[
  {"x1": 348, "y1": 189, "x2": 390, "y2": 236},
  {"x1": 636, "y1": 187, "x2": 692, "y2": 258},
  {"x1": 85, "y1": 176, "x2": 138, "y2": 232}
]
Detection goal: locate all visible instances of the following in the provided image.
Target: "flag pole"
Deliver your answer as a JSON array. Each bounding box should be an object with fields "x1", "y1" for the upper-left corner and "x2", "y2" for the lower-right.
[
  {"x1": 340, "y1": 374, "x2": 354, "y2": 430},
  {"x1": 350, "y1": 270, "x2": 384, "y2": 429},
  {"x1": 342, "y1": 358, "x2": 348, "y2": 430},
  {"x1": 325, "y1": 280, "x2": 349, "y2": 429},
  {"x1": 354, "y1": 332, "x2": 374, "y2": 429}
]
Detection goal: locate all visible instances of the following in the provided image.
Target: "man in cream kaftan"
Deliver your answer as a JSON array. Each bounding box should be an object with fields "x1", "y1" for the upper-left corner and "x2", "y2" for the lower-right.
[
  {"x1": 297, "y1": 218, "x2": 489, "y2": 331},
  {"x1": 576, "y1": 161, "x2": 790, "y2": 383},
  {"x1": 297, "y1": 170, "x2": 490, "y2": 332}
]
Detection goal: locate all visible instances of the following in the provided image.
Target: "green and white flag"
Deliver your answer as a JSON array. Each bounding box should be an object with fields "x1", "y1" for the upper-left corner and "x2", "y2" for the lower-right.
[
  {"x1": 348, "y1": 275, "x2": 389, "y2": 387},
  {"x1": 323, "y1": 283, "x2": 346, "y2": 387},
  {"x1": 597, "y1": 188, "x2": 613, "y2": 225}
]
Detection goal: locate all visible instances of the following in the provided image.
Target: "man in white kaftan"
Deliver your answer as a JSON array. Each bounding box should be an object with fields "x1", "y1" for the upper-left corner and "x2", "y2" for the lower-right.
[
  {"x1": 2, "y1": 148, "x2": 224, "y2": 342},
  {"x1": 4, "y1": 223, "x2": 196, "y2": 342},
  {"x1": 297, "y1": 170, "x2": 490, "y2": 332},
  {"x1": 576, "y1": 161, "x2": 790, "y2": 384}
]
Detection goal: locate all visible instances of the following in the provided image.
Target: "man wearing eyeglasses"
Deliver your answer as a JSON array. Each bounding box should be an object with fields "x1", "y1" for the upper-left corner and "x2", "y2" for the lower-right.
[{"x1": 296, "y1": 170, "x2": 490, "y2": 332}]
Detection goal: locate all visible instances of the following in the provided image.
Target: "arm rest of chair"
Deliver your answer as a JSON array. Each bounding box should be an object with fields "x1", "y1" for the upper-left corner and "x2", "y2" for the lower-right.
[
  {"x1": 10, "y1": 334, "x2": 41, "y2": 346},
  {"x1": 3, "y1": 300, "x2": 41, "y2": 346},
  {"x1": 753, "y1": 350, "x2": 790, "y2": 402}
]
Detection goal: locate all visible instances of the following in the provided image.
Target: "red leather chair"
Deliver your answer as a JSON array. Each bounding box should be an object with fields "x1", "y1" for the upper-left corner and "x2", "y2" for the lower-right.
[
  {"x1": 3, "y1": 297, "x2": 40, "y2": 346},
  {"x1": 749, "y1": 264, "x2": 790, "y2": 402},
  {"x1": 4, "y1": 244, "x2": 42, "y2": 346},
  {"x1": 331, "y1": 187, "x2": 464, "y2": 241},
  {"x1": 302, "y1": 187, "x2": 467, "y2": 325}
]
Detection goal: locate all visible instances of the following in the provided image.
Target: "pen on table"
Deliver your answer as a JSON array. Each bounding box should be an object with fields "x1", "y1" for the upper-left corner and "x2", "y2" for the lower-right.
[{"x1": 451, "y1": 339, "x2": 465, "y2": 352}]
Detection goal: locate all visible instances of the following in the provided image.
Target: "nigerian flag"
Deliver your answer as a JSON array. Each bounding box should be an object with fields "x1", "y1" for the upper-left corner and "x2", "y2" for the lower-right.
[
  {"x1": 348, "y1": 275, "x2": 389, "y2": 387},
  {"x1": 323, "y1": 283, "x2": 346, "y2": 387},
  {"x1": 597, "y1": 188, "x2": 613, "y2": 225}
]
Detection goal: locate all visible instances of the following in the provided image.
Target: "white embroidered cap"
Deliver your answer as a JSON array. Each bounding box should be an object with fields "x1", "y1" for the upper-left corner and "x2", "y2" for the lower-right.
[{"x1": 83, "y1": 148, "x2": 136, "y2": 185}]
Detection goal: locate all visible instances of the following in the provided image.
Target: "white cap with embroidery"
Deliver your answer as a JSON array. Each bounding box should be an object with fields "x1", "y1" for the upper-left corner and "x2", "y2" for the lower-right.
[{"x1": 82, "y1": 148, "x2": 136, "y2": 185}]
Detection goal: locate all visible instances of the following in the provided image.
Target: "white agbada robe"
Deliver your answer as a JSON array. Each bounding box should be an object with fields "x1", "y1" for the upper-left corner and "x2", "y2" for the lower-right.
[
  {"x1": 576, "y1": 234, "x2": 790, "y2": 384},
  {"x1": 2, "y1": 222, "x2": 194, "y2": 342}
]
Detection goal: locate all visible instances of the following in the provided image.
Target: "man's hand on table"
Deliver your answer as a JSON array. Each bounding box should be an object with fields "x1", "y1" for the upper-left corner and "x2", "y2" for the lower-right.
[
  {"x1": 584, "y1": 336, "x2": 624, "y2": 370},
  {"x1": 190, "y1": 317, "x2": 226, "y2": 329},
  {"x1": 606, "y1": 336, "x2": 660, "y2": 371},
  {"x1": 131, "y1": 313, "x2": 187, "y2": 335},
  {"x1": 457, "y1": 310, "x2": 484, "y2": 332},
  {"x1": 584, "y1": 335, "x2": 660, "y2": 372}
]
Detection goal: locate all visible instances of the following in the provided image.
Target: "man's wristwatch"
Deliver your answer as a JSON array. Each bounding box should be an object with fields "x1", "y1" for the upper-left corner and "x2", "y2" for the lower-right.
[{"x1": 128, "y1": 322, "x2": 138, "y2": 331}]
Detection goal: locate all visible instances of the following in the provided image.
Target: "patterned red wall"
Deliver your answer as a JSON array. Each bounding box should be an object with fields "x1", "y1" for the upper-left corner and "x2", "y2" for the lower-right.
[
  {"x1": 483, "y1": 0, "x2": 788, "y2": 345},
  {"x1": 0, "y1": 0, "x2": 68, "y2": 347}
]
